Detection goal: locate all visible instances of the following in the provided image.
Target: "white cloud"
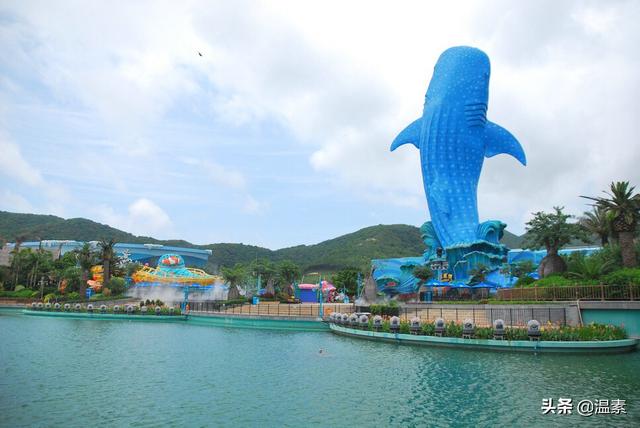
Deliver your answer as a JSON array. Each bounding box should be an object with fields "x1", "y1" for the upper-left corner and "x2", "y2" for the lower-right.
[
  {"x1": 0, "y1": 135, "x2": 70, "y2": 216},
  {"x1": 97, "y1": 198, "x2": 173, "y2": 238},
  {"x1": 0, "y1": 189, "x2": 33, "y2": 213},
  {"x1": 0, "y1": 135, "x2": 43, "y2": 186},
  {"x1": 242, "y1": 195, "x2": 261, "y2": 214},
  {"x1": 180, "y1": 156, "x2": 263, "y2": 214},
  {"x1": 1, "y1": 0, "x2": 638, "y2": 240}
]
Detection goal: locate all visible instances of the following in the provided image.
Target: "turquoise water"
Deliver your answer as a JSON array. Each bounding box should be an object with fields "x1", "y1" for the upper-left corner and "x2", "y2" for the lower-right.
[{"x1": 1, "y1": 310, "x2": 638, "y2": 427}]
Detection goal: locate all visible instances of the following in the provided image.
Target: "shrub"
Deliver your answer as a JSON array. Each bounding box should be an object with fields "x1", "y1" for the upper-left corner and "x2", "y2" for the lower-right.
[
  {"x1": 43, "y1": 293, "x2": 57, "y2": 303},
  {"x1": 399, "y1": 321, "x2": 410, "y2": 334},
  {"x1": 381, "y1": 320, "x2": 391, "y2": 333},
  {"x1": 474, "y1": 327, "x2": 493, "y2": 339},
  {"x1": 592, "y1": 244, "x2": 623, "y2": 270},
  {"x1": 66, "y1": 291, "x2": 80, "y2": 301},
  {"x1": 421, "y1": 323, "x2": 435, "y2": 336},
  {"x1": 14, "y1": 285, "x2": 26, "y2": 292},
  {"x1": 505, "y1": 328, "x2": 529, "y2": 341},
  {"x1": 515, "y1": 276, "x2": 535, "y2": 287},
  {"x1": 566, "y1": 253, "x2": 614, "y2": 281},
  {"x1": 532, "y1": 275, "x2": 599, "y2": 287},
  {"x1": 102, "y1": 287, "x2": 112, "y2": 297},
  {"x1": 366, "y1": 320, "x2": 626, "y2": 341},
  {"x1": 540, "y1": 323, "x2": 626, "y2": 341},
  {"x1": 603, "y1": 268, "x2": 640, "y2": 286},
  {"x1": 107, "y1": 277, "x2": 126, "y2": 295},
  {"x1": 369, "y1": 301, "x2": 400, "y2": 316},
  {"x1": 0, "y1": 289, "x2": 34, "y2": 298},
  {"x1": 444, "y1": 322, "x2": 462, "y2": 337}
]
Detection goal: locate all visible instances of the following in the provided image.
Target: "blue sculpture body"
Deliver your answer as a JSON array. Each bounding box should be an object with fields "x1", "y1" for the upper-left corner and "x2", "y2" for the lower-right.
[
  {"x1": 387, "y1": 46, "x2": 526, "y2": 285},
  {"x1": 372, "y1": 257, "x2": 423, "y2": 296}
]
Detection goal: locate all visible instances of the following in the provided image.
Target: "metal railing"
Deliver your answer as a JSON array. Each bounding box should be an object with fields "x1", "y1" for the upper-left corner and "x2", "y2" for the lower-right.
[
  {"x1": 393, "y1": 306, "x2": 567, "y2": 327},
  {"x1": 185, "y1": 301, "x2": 355, "y2": 318},
  {"x1": 497, "y1": 284, "x2": 639, "y2": 302},
  {"x1": 178, "y1": 300, "x2": 568, "y2": 327}
]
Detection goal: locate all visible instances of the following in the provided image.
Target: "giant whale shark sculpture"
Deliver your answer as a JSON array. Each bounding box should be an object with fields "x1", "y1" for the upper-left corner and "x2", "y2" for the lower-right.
[{"x1": 390, "y1": 46, "x2": 526, "y2": 280}]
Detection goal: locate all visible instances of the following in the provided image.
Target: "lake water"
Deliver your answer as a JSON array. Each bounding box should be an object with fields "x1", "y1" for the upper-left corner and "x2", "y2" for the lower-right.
[{"x1": 1, "y1": 309, "x2": 638, "y2": 427}]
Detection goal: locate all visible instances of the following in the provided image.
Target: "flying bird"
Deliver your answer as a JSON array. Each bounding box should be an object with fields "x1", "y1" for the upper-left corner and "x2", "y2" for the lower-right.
[{"x1": 198, "y1": 52, "x2": 203, "y2": 57}]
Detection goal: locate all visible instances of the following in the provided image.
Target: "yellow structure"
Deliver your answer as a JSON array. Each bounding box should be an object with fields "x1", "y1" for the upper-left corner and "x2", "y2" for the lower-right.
[{"x1": 130, "y1": 253, "x2": 220, "y2": 287}]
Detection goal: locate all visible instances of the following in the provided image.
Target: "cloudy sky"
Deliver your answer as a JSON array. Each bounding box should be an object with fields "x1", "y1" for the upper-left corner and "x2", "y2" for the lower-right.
[{"x1": 1, "y1": 1, "x2": 638, "y2": 248}]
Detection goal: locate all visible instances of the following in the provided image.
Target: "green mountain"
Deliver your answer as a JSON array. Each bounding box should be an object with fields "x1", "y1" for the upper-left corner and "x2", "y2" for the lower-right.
[
  {"x1": 501, "y1": 230, "x2": 524, "y2": 249},
  {"x1": 0, "y1": 211, "x2": 525, "y2": 272}
]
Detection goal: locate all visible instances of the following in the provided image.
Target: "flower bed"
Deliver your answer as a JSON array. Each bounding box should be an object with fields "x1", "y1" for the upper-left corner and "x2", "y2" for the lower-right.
[
  {"x1": 353, "y1": 319, "x2": 627, "y2": 341},
  {"x1": 26, "y1": 302, "x2": 182, "y2": 316}
]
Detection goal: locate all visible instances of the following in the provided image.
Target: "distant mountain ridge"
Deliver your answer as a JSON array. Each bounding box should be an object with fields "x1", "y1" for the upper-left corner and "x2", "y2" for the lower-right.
[{"x1": 0, "y1": 211, "x2": 525, "y2": 272}]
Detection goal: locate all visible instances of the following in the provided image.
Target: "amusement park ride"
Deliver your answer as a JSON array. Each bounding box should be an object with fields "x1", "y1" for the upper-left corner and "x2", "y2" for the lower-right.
[{"x1": 131, "y1": 254, "x2": 221, "y2": 312}]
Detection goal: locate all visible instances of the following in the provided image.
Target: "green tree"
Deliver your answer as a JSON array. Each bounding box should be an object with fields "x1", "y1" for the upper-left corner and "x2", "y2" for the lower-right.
[
  {"x1": 26, "y1": 250, "x2": 54, "y2": 290},
  {"x1": 61, "y1": 266, "x2": 82, "y2": 293},
  {"x1": 277, "y1": 260, "x2": 301, "y2": 286},
  {"x1": 54, "y1": 252, "x2": 79, "y2": 271},
  {"x1": 107, "y1": 277, "x2": 126, "y2": 295},
  {"x1": 582, "y1": 181, "x2": 640, "y2": 268},
  {"x1": 332, "y1": 267, "x2": 363, "y2": 296},
  {"x1": 221, "y1": 263, "x2": 246, "y2": 300},
  {"x1": 98, "y1": 239, "x2": 116, "y2": 285},
  {"x1": 523, "y1": 206, "x2": 589, "y2": 277},
  {"x1": 10, "y1": 236, "x2": 25, "y2": 287},
  {"x1": 411, "y1": 265, "x2": 433, "y2": 285},
  {"x1": 249, "y1": 258, "x2": 277, "y2": 295},
  {"x1": 75, "y1": 243, "x2": 97, "y2": 300},
  {"x1": 511, "y1": 260, "x2": 535, "y2": 279},
  {"x1": 468, "y1": 263, "x2": 489, "y2": 284},
  {"x1": 580, "y1": 205, "x2": 611, "y2": 247},
  {"x1": 124, "y1": 262, "x2": 142, "y2": 277}
]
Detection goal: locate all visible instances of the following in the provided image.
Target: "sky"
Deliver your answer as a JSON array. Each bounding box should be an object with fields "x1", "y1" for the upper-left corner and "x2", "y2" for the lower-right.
[{"x1": 1, "y1": 0, "x2": 639, "y2": 249}]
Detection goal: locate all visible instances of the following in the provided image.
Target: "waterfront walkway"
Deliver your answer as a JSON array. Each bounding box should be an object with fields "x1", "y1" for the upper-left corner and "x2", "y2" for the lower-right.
[{"x1": 188, "y1": 301, "x2": 354, "y2": 318}]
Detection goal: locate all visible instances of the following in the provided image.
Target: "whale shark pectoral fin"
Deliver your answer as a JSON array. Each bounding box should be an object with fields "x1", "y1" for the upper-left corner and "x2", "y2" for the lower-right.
[
  {"x1": 484, "y1": 121, "x2": 527, "y2": 166},
  {"x1": 390, "y1": 118, "x2": 422, "y2": 151}
]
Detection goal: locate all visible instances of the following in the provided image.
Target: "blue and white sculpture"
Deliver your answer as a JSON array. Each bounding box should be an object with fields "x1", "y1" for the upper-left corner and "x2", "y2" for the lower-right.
[{"x1": 389, "y1": 46, "x2": 526, "y2": 284}]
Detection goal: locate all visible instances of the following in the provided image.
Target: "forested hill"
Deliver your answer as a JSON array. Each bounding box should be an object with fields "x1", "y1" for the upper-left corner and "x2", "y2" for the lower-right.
[{"x1": 0, "y1": 211, "x2": 524, "y2": 272}]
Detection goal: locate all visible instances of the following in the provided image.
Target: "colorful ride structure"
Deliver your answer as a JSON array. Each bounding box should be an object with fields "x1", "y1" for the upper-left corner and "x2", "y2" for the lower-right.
[
  {"x1": 131, "y1": 254, "x2": 220, "y2": 288},
  {"x1": 295, "y1": 280, "x2": 339, "y2": 303},
  {"x1": 87, "y1": 265, "x2": 104, "y2": 291}
]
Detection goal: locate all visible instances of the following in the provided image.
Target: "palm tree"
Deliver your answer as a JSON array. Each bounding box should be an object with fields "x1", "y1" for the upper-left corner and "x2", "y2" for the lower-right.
[
  {"x1": 580, "y1": 205, "x2": 611, "y2": 247},
  {"x1": 221, "y1": 264, "x2": 246, "y2": 300},
  {"x1": 98, "y1": 239, "x2": 116, "y2": 286},
  {"x1": 75, "y1": 243, "x2": 96, "y2": 300},
  {"x1": 11, "y1": 235, "x2": 26, "y2": 288},
  {"x1": 582, "y1": 181, "x2": 640, "y2": 268}
]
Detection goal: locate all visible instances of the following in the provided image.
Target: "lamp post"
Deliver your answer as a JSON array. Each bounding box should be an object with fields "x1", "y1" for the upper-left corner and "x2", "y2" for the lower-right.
[
  {"x1": 38, "y1": 276, "x2": 45, "y2": 301},
  {"x1": 182, "y1": 286, "x2": 190, "y2": 314},
  {"x1": 318, "y1": 275, "x2": 323, "y2": 318}
]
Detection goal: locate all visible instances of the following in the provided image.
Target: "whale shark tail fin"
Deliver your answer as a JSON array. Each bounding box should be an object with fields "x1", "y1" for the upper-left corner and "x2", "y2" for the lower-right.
[
  {"x1": 390, "y1": 118, "x2": 422, "y2": 151},
  {"x1": 484, "y1": 121, "x2": 527, "y2": 166}
]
